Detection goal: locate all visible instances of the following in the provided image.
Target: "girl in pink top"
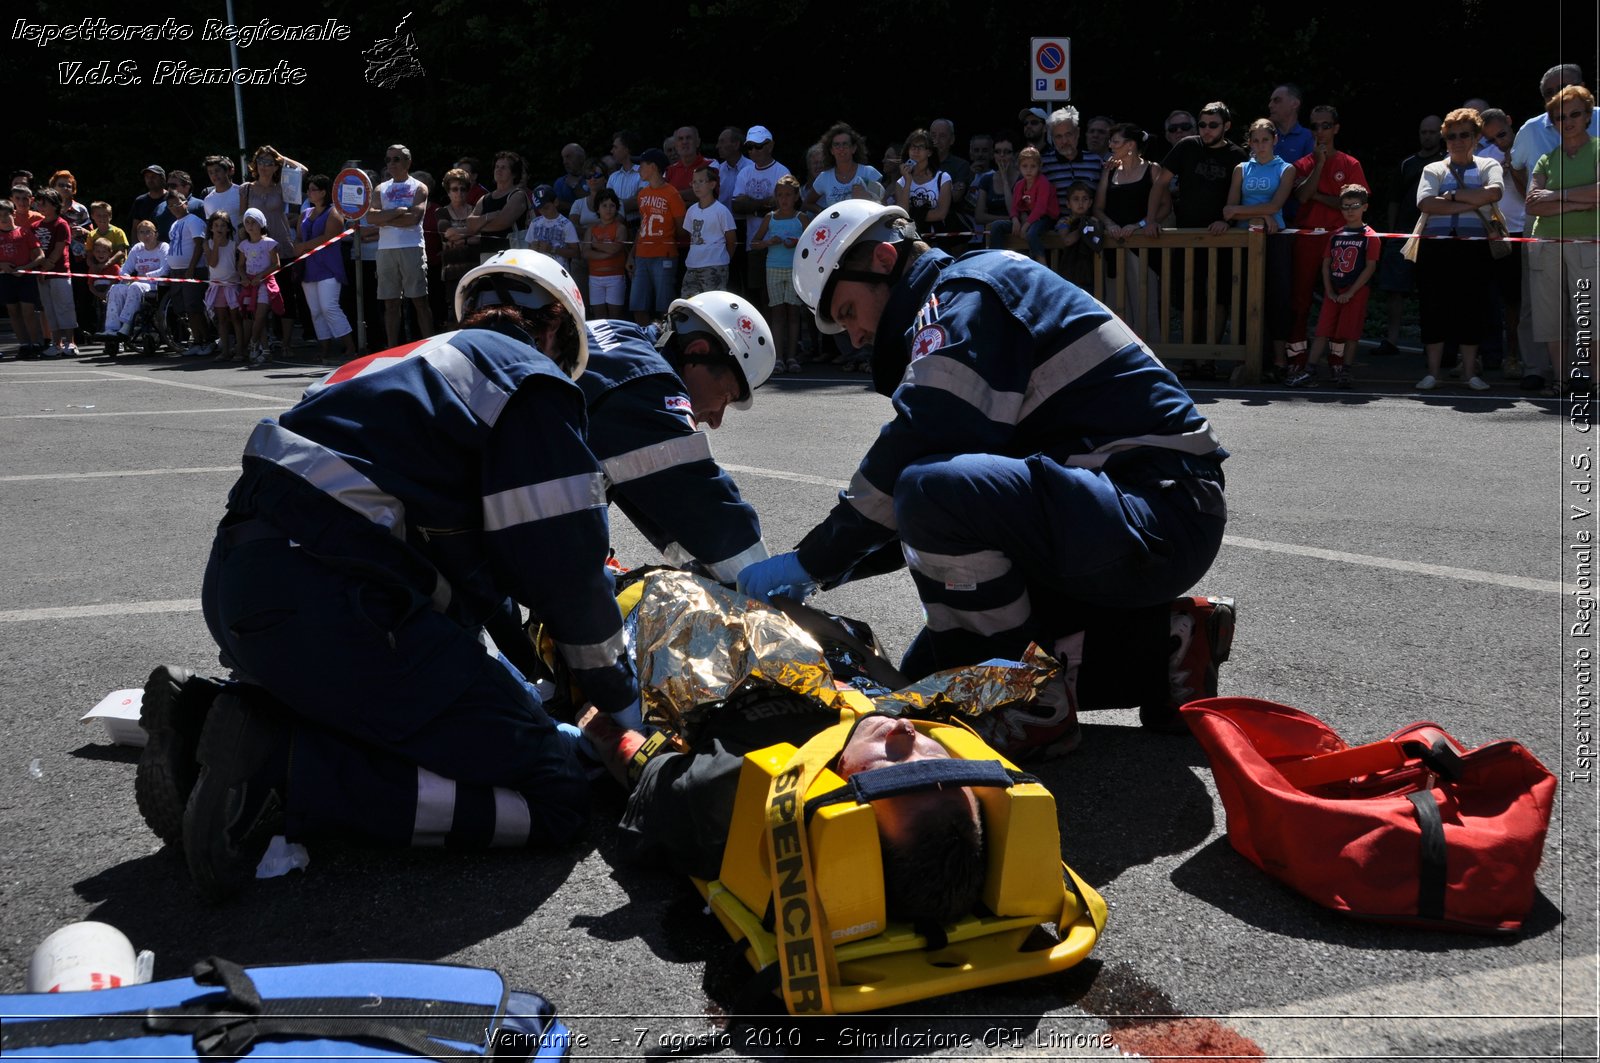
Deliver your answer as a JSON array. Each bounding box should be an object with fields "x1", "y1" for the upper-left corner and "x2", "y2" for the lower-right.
[
  {"x1": 236, "y1": 207, "x2": 283, "y2": 367},
  {"x1": 1010, "y1": 146, "x2": 1060, "y2": 262}
]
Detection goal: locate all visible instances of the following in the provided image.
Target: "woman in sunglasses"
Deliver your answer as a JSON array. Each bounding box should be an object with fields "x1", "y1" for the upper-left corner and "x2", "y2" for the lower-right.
[
  {"x1": 238, "y1": 144, "x2": 308, "y2": 354},
  {"x1": 1525, "y1": 85, "x2": 1598, "y2": 396},
  {"x1": 1412, "y1": 108, "x2": 1504, "y2": 391}
]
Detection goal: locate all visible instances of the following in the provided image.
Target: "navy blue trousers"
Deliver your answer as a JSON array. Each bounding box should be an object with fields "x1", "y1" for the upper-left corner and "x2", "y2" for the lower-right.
[
  {"x1": 893, "y1": 452, "x2": 1225, "y2": 688},
  {"x1": 201, "y1": 531, "x2": 587, "y2": 848}
]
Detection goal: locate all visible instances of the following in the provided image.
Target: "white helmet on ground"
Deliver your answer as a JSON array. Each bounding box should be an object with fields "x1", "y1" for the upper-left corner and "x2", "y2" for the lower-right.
[
  {"x1": 455, "y1": 250, "x2": 589, "y2": 379},
  {"x1": 792, "y1": 202, "x2": 910, "y2": 334},
  {"x1": 662, "y1": 292, "x2": 774, "y2": 410}
]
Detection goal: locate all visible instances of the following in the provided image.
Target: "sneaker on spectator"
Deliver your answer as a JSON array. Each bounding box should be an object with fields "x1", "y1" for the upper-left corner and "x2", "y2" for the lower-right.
[
  {"x1": 1467, "y1": 376, "x2": 1490, "y2": 391},
  {"x1": 771, "y1": 360, "x2": 787, "y2": 376},
  {"x1": 1415, "y1": 374, "x2": 1438, "y2": 390},
  {"x1": 62, "y1": 343, "x2": 81, "y2": 358},
  {"x1": 1285, "y1": 368, "x2": 1316, "y2": 388},
  {"x1": 40, "y1": 343, "x2": 64, "y2": 359},
  {"x1": 1502, "y1": 357, "x2": 1522, "y2": 378},
  {"x1": 1333, "y1": 366, "x2": 1353, "y2": 389},
  {"x1": 1142, "y1": 595, "x2": 1236, "y2": 733},
  {"x1": 1373, "y1": 340, "x2": 1400, "y2": 357},
  {"x1": 785, "y1": 358, "x2": 803, "y2": 373},
  {"x1": 183, "y1": 688, "x2": 291, "y2": 902},
  {"x1": 136, "y1": 665, "x2": 225, "y2": 848}
]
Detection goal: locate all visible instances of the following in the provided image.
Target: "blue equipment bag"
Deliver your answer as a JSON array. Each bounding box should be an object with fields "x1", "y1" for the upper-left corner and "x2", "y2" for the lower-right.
[{"x1": 0, "y1": 956, "x2": 570, "y2": 1060}]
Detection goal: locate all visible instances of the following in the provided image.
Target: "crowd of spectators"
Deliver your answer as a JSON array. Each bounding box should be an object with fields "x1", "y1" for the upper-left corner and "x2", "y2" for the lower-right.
[{"x1": 0, "y1": 63, "x2": 1593, "y2": 393}]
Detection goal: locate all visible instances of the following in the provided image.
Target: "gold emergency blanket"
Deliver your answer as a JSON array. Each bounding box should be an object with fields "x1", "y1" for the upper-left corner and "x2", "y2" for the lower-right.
[
  {"x1": 632, "y1": 570, "x2": 842, "y2": 732},
  {"x1": 878, "y1": 642, "x2": 1060, "y2": 720},
  {"x1": 629, "y1": 570, "x2": 1061, "y2": 731}
]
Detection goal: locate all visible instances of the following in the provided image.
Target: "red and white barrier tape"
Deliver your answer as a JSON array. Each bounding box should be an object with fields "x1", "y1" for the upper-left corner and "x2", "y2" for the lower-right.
[{"x1": 12, "y1": 225, "x2": 355, "y2": 285}]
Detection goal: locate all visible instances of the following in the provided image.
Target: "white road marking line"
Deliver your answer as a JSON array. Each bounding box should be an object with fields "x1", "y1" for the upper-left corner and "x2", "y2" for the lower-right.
[
  {"x1": 1225, "y1": 534, "x2": 1565, "y2": 594},
  {"x1": 0, "y1": 406, "x2": 285, "y2": 420},
  {"x1": 0, "y1": 599, "x2": 201, "y2": 623},
  {"x1": 5, "y1": 377, "x2": 146, "y2": 384},
  {"x1": 1226, "y1": 954, "x2": 1594, "y2": 1056},
  {"x1": 80, "y1": 367, "x2": 302, "y2": 402},
  {"x1": 720, "y1": 462, "x2": 851, "y2": 489},
  {"x1": 724, "y1": 464, "x2": 1568, "y2": 595},
  {"x1": 0, "y1": 466, "x2": 236, "y2": 483}
]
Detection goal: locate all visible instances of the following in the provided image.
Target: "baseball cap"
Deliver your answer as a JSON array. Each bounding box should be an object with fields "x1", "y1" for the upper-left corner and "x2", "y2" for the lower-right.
[
  {"x1": 142, "y1": 164, "x2": 166, "y2": 179},
  {"x1": 744, "y1": 125, "x2": 774, "y2": 146},
  {"x1": 1019, "y1": 107, "x2": 1048, "y2": 123},
  {"x1": 638, "y1": 148, "x2": 669, "y2": 171},
  {"x1": 531, "y1": 184, "x2": 555, "y2": 209}
]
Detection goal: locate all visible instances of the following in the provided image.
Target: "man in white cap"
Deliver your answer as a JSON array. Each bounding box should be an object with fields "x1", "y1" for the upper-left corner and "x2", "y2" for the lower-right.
[{"x1": 731, "y1": 125, "x2": 790, "y2": 309}]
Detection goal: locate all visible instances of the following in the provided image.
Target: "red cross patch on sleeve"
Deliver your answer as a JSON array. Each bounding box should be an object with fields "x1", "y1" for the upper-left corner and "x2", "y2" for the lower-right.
[{"x1": 911, "y1": 324, "x2": 947, "y2": 360}]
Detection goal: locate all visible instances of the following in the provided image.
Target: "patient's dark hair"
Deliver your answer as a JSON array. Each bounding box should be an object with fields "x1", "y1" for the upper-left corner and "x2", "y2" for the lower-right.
[{"x1": 881, "y1": 797, "x2": 986, "y2": 924}]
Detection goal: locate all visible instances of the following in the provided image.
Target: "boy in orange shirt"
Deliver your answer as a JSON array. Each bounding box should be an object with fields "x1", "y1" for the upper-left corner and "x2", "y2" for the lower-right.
[{"x1": 628, "y1": 148, "x2": 687, "y2": 324}]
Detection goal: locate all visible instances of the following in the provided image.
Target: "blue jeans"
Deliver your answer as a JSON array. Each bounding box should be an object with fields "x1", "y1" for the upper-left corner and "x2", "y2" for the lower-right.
[{"x1": 628, "y1": 256, "x2": 677, "y2": 315}]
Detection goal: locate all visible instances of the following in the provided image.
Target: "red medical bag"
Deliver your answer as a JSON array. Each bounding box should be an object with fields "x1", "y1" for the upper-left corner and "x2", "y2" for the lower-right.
[{"x1": 1181, "y1": 697, "x2": 1557, "y2": 933}]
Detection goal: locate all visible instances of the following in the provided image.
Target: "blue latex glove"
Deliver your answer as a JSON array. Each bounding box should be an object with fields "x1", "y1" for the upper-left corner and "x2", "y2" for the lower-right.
[
  {"x1": 736, "y1": 551, "x2": 815, "y2": 604},
  {"x1": 555, "y1": 721, "x2": 596, "y2": 759},
  {"x1": 607, "y1": 697, "x2": 643, "y2": 731}
]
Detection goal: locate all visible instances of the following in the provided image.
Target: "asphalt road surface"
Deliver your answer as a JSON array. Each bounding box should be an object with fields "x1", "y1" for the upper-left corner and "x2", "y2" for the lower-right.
[{"x1": 1, "y1": 350, "x2": 1595, "y2": 1060}]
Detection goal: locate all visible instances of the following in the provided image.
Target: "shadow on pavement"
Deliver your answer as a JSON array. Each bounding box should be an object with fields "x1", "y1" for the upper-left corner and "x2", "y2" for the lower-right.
[
  {"x1": 75, "y1": 841, "x2": 586, "y2": 979},
  {"x1": 1170, "y1": 835, "x2": 1563, "y2": 948},
  {"x1": 1030, "y1": 722, "x2": 1217, "y2": 886}
]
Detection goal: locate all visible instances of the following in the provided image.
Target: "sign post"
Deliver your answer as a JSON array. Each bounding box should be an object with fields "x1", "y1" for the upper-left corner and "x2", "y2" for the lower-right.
[
  {"x1": 1029, "y1": 37, "x2": 1071, "y2": 103},
  {"x1": 334, "y1": 167, "x2": 373, "y2": 355}
]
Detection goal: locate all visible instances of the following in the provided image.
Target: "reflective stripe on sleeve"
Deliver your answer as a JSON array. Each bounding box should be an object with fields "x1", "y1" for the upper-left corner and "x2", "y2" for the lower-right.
[
  {"x1": 244, "y1": 421, "x2": 406, "y2": 538},
  {"x1": 490, "y1": 787, "x2": 532, "y2": 847},
  {"x1": 556, "y1": 626, "x2": 630, "y2": 670},
  {"x1": 482, "y1": 472, "x2": 607, "y2": 531},
  {"x1": 1018, "y1": 318, "x2": 1141, "y2": 421},
  {"x1": 420, "y1": 341, "x2": 514, "y2": 427},
  {"x1": 904, "y1": 545, "x2": 1012, "y2": 586},
  {"x1": 924, "y1": 589, "x2": 1033, "y2": 635},
  {"x1": 702, "y1": 539, "x2": 770, "y2": 584},
  {"x1": 1065, "y1": 421, "x2": 1224, "y2": 469},
  {"x1": 600, "y1": 432, "x2": 714, "y2": 486},
  {"x1": 906, "y1": 355, "x2": 1024, "y2": 424},
  {"x1": 844, "y1": 468, "x2": 898, "y2": 530},
  {"x1": 412, "y1": 767, "x2": 457, "y2": 846}
]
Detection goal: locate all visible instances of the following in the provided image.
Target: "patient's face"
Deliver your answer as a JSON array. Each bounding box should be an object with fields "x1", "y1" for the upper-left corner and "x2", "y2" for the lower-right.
[{"x1": 837, "y1": 716, "x2": 976, "y2": 849}]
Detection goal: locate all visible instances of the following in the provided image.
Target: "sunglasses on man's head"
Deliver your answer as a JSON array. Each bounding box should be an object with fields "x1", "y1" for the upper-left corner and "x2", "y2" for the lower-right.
[
  {"x1": 1198, "y1": 120, "x2": 1223, "y2": 129},
  {"x1": 1167, "y1": 122, "x2": 1194, "y2": 133}
]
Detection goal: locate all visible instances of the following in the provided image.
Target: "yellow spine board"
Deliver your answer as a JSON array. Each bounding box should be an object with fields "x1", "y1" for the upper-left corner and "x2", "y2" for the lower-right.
[{"x1": 705, "y1": 714, "x2": 1107, "y2": 1014}]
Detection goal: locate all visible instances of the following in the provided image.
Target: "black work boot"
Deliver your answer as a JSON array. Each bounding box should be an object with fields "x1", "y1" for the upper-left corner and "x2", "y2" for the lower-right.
[
  {"x1": 183, "y1": 688, "x2": 291, "y2": 902},
  {"x1": 135, "y1": 665, "x2": 225, "y2": 848}
]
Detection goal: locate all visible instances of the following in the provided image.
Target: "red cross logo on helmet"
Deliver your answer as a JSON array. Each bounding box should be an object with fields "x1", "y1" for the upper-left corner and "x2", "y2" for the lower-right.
[
  {"x1": 737, "y1": 316, "x2": 754, "y2": 333},
  {"x1": 812, "y1": 227, "x2": 830, "y2": 244}
]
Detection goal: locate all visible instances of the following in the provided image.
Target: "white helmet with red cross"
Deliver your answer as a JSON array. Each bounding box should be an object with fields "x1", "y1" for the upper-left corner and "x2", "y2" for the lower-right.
[
  {"x1": 455, "y1": 250, "x2": 589, "y2": 379},
  {"x1": 792, "y1": 201, "x2": 910, "y2": 334},
  {"x1": 663, "y1": 292, "x2": 774, "y2": 410}
]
